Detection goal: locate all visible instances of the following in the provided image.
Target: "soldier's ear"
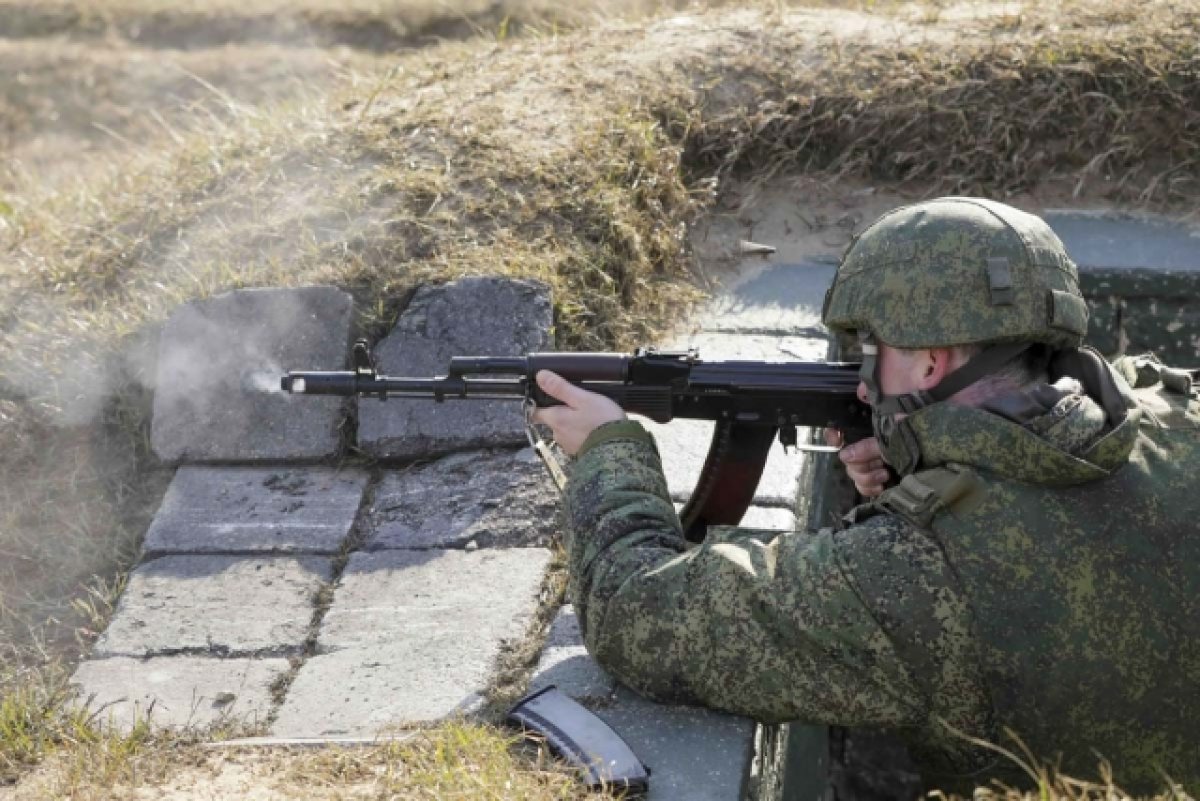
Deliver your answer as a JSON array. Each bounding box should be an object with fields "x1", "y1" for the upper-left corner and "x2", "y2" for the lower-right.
[{"x1": 918, "y1": 347, "x2": 958, "y2": 390}]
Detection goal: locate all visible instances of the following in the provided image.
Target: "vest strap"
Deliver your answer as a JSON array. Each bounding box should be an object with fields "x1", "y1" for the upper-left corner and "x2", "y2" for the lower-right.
[{"x1": 876, "y1": 465, "x2": 985, "y2": 528}]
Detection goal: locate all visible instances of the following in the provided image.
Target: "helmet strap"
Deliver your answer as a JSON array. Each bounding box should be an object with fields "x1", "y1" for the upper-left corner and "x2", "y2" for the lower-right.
[{"x1": 858, "y1": 335, "x2": 1031, "y2": 475}]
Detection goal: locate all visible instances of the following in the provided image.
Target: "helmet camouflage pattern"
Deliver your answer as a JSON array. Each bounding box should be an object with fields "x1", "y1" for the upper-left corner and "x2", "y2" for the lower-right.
[{"x1": 822, "y1": 197, "x2": 1088, "y2": 349}]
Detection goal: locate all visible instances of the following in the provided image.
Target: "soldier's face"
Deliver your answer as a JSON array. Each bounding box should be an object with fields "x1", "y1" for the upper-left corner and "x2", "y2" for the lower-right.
[{"x1": 857, "y1": 343, "x2": 931, "y2": 405}]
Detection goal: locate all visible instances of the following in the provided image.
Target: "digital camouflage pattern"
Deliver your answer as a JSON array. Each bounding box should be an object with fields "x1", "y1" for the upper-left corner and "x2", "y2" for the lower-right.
[
  {"x1": 562, "y1": 356, "x2": 1200, "y2": 794},
  {"x1": 822, "y1": 197, "x2": 1088, "y2": 349}
]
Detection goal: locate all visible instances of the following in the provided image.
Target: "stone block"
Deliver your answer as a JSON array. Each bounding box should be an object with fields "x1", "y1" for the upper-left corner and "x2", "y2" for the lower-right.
[
  {"x1": 94, "y1": 555, "x2": 331, "y2": 658},
  {"x1": 271, "y1": 548, "x2": 550, "y2": 735},
  {"x1": 362, "y1": 448, "x2": 558, "y2": 550},
  {"x1": 70, "y1": 656, "x2": 288, "y2": 733},
  {"x1": 701, "y1": 261, "x2": 836, "y2": 336},
  {"x1": 143, "y1": 466, "x2": 370, "y2": 556},
  {"x1": 528, "y1": 605, "x2": 617, "y2": 700},
  {"x1": 151, "y1": 286, "x2": 354, "y2": 463},
  {"x1": 269, "y1": 649, "x2": 483, "y2": 737},
  {"x1": 358, "y1": 277, "x2": 552, "y2": 460}
]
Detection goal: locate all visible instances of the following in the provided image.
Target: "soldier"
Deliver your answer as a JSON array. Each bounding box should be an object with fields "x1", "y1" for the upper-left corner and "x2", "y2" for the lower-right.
[{"x1": 532, "y1": 197, "x2": 1200, "y2": 795}]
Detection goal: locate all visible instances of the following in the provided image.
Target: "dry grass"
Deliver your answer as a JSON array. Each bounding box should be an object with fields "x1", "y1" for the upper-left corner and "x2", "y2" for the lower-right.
[
  {"x1": 4, "y1": 719, "x2": 623, "y2": 800},
  {"x1": 0, "y1": 0, "x2": 728, "y2": 51},
  {"x1": 685, "y1": 1, "x2": 1200, "y2": 206},
  {"x1": 2, "y1": 0, "x2": 1200, "y2": 797}
]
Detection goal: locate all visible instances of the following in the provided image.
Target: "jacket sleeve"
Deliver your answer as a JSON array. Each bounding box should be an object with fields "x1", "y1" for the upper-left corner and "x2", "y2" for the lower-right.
[{"x1": 561, "y1": 420, "x2": 943, "y2": 728}]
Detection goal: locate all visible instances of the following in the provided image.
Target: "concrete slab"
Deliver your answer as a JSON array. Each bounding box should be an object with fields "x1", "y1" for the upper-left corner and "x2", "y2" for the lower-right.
[
  {"x1": 700, "y1": 261, "x2": 836, "y2": 336},
  {"x1": 526, "y1": 609, "x2": 755, "y2": 801},
  {"x1": 151, "y1": 286, "x2": 354, "y2": 463},
  {"x1": 143, "y1": 466, "x2": 369, "y2": 556},
  {"x1": 94, "y1": 555, "x2": 331, "y2": 658},
  {"x1": 358, "y1": 277, "x2": 553, "y2": 460},
  {"x1": 600, "y1": 687, "x2": 755, "y2": 801},
  {"x1": 1044, "y1": 210, "x2": 1200, "y2": 271},
  {"x1": 70, "y1": 656, "x2": 288, "y2": 733},
  {"x1": 528, "y1": 605, "x2": 617, "y2": 700},
  {"x1": 272, "y1": 548, "x2": 551, "y2": 735},
  {"x1": 362, "y1": 448, "x2": 558, "y2": 550},
  {"x1": 269, "y1": 649, "x2": 485, "y2": 737},
  {"x1": 316, "y1": 548, "x2": 550, "y2": 650}
]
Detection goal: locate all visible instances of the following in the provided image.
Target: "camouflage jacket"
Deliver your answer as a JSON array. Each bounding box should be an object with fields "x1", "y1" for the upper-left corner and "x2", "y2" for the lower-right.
[{"x1": 561, "y1": 352, "x2": 1199, "y2": 793}]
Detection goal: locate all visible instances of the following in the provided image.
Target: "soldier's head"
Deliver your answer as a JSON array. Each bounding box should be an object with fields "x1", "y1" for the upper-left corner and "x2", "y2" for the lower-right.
[{"x1": 822, "y1": 196, "x2": 1087, "y2": 474}]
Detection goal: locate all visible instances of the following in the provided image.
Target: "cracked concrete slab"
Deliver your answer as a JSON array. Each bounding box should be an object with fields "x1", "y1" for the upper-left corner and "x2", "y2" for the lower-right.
[
  {"x1": 362, "y1": 448, "x2": 558, "y2": 550},
  {"x1": 358, "y1": 277, "x2": 552, "y2": 460},
  {"x1": 271, "y1": 548, "x2": 550, "y2": 736},
  {"x1": 143, "y1": 466, "x2": 369, "y2": 555},
  {"x1": 151, "y1": 286, "x2": 354, "y2": 463},
  {"x1": 94, "y1": 555, "x2": 331, "y2": 658},
  {"x1": 70, "y1": 656, "x2": 288, "y2": 733}
]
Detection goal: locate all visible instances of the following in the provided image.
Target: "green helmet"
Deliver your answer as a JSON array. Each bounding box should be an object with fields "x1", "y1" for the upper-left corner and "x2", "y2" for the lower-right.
[{"x1": 822, "y1": 197, "x2": 1088, "y2": 349}]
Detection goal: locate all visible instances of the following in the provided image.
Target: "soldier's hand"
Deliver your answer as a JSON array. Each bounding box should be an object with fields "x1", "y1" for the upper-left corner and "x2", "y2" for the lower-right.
[
  {"x1": 531, "y1": 370, "x2": 626, "y2": 456},
  {"x1": 824, "y1": 430, "x2": 892, "y2": 498}
]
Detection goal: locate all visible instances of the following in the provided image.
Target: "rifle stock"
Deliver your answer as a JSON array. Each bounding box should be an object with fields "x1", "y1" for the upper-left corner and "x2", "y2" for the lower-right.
[{"x1": 283, "y1": 340, "x2": 870, "y2": 542}]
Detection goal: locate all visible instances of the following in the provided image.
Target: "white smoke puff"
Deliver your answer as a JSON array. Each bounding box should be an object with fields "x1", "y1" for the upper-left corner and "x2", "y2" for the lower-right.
[{"x1": 0, "y1": 297, "x2": 115, "y2": 427}]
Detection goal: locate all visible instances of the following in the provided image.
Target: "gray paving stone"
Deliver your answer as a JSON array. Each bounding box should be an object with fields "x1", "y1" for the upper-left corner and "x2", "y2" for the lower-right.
[
  {"x1": 363, "y1": 448, "x2": 558, "y2": 550},
  {"x1": 94, "y1": 555, "x2": 332, "y2": 658},
  {"x1": 701, "y1": 261, "x2": 836, "y2": 336},
  {"x1": 1044, "y1": 210, "x2": 1200, "y2": 271},
  {"x1": 528, "y1": 605, "x2": 617, "y2": 700},
  {"x1": 270, "y1": 649, "x2": 484, "y2": 737},
  {"x1": 601, "y1": 687, "x2": 755, "y2": 801},
  {"x1": 358, "y1": 277, "x2": 552, "y2": 460},
  {"x1": 272, "y1": 548, "x2": 551, "y2": 736},
  {"x1": 526, "y1": 609, "x2": 754, "y2": 801},
  {"x1": 70, "y1": 656, "x2": 288, "y2": 733},
  {"x1": 143, "y1": 466, "x2": 370, "y2": 555},
  {"x1": 151, "y1": 286, "x2": 354, "y2": 463}
]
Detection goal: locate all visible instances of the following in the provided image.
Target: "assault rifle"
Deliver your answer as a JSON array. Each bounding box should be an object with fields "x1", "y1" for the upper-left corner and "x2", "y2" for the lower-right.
[{"x1": 281, "y1": 340, "x2": 870, "y2": 542}]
